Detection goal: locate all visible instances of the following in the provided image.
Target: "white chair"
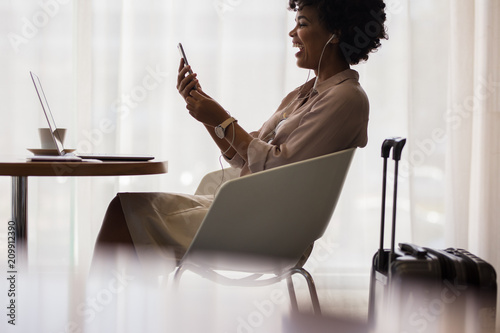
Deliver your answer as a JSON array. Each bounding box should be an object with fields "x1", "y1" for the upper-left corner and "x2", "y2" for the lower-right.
[{"x1": 174, "y1": 148, "x2": 356, "y2": 314}]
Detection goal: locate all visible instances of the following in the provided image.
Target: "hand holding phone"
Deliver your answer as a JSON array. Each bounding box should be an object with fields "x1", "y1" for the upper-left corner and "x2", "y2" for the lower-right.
[{"x1": 177, "y1": 43, "x2": 193, "y2": 75}]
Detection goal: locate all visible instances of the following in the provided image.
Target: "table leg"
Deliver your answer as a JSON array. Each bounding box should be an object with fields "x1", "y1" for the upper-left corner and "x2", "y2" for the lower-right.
[{"x1": 12, "y1": 176, "x2": 28, "y2": 265}]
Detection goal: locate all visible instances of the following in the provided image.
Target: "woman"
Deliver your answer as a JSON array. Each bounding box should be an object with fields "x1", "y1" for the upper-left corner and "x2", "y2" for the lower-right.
[{"x1": 93, "y1": 0, "x2": 387, "y2": 269}]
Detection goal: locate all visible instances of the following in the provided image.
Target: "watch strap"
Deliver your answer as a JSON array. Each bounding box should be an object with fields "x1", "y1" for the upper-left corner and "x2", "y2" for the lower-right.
[
  {"x1": 215, "y1": 117, "x2": 237, "y2": 139},
  {"x1": 219, "y1": 117, "x2": 237, "y2": 130}
]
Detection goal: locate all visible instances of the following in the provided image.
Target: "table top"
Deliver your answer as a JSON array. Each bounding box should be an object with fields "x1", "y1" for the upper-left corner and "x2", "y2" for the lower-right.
[{"x1": 0, "y1": 157, "x2": 168, "y2": 177}]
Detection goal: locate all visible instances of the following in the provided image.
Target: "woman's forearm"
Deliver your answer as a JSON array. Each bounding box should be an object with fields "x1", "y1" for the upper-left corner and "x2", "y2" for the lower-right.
[
  {"x1": 203, "y1": 124, "x2": 237, "y2": 159},
  {"x1": 204, "y1": 121, "x2": 253, "y2": 162},
  {"x1": 222, "y1": 121, "x2": 252, "y2": 162}
]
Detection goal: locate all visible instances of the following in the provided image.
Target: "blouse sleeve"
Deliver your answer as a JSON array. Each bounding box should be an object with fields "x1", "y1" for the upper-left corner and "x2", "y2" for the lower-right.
[
  {"x1": 245, "y1": 83, "x2": 369, "y2": 174},
  {"x1": 223, "y1": 131, "x2": 259, "y2": 169}
]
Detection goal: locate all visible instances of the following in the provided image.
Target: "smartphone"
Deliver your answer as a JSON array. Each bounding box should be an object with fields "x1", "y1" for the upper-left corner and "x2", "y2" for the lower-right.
[{"x1": 177, "y1": 43, "x2": 193, "y2": 75}]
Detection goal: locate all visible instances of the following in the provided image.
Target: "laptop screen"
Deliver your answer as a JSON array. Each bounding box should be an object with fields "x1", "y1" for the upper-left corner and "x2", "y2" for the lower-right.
[
  {"x1": 29, "y1": 71, "x2": 155, "y2": 161},
  {"x1": 30, "y1": 72, "x2": 65, "y2": 155}
]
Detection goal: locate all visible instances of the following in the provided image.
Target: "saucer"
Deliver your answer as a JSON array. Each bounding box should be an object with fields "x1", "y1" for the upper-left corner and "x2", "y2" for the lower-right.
[{"x1": 28, "y1": 148, "x2": 76, "y2": 156}]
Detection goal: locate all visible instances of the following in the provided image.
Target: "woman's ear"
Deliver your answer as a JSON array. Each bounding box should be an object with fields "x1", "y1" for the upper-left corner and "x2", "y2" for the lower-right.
[{"x1": 330, "y1": 31, "x2": 341, "y2": 44}]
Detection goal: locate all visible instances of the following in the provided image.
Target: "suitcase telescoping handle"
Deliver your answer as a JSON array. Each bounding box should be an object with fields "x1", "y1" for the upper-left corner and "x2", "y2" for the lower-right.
[{"x1": 377, "y1": 137, "x2": 406, "y2": 270}]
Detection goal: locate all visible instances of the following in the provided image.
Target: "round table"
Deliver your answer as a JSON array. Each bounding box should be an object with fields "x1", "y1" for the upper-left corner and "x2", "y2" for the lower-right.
[{"x1": 0, "y1": 157, "x2": 168, "y2": 265}]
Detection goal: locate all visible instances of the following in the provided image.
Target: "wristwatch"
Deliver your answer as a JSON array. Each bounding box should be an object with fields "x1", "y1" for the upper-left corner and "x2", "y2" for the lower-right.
[{"x1": 215, "y1": 117, "x2": 237, "y2": 139}]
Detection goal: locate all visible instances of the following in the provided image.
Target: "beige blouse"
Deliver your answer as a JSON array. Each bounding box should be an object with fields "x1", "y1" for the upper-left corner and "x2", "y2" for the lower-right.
[{"x1": 226, "y1": 69, "x2": 369, "y2": 176}]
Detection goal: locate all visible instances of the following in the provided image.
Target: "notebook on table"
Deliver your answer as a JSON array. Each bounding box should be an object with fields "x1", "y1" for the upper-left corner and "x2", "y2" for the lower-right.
[{"x1": 29, "y1": 72, "x2": 155, "y2": 162}]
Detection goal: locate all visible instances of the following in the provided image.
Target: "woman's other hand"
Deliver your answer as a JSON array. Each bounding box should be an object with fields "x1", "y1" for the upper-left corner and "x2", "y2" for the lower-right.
[
  {"x1": 185, "y1": 89, "x2": 229, "y2": 127},
  {"x1": 176, "y1": 58, "x2": 199, "y2": 100}
]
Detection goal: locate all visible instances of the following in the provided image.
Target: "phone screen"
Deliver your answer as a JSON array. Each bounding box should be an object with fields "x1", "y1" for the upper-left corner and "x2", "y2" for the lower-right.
[{"x1": 177, "y1": 43, "x2": 193, "y2": 75}]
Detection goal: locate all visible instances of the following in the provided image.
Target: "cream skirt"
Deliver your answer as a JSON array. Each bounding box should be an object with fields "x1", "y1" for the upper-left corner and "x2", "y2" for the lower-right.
[{"x1": 118, "y1": 192, "x2": 214, "y2": 265}]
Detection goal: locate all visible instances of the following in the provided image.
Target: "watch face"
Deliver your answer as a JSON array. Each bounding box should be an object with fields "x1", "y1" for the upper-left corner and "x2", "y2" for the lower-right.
[{"x1": 215, "y1": 126, "x2": 225, "y2": 139}]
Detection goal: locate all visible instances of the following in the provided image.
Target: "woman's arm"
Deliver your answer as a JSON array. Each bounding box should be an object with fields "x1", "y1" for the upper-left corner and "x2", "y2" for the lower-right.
[
  {"x1": 187, "y1": 89, "x2": 253, "y2": 162},
  {"x1": 176, "y1": 59, "x2": 252, "y2": 162},
  {"x1": 202, "y1": 123, "x2": 238, "y2": 159}
]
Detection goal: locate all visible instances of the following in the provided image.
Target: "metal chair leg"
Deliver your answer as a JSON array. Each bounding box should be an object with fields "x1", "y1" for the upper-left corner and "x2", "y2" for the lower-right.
[
  {"x1": 289, "y1": 267, "x2": 322, "y2": 315},
  {"x1": 174, "y1": 264, "x2": 321, "y2": 315},
  {"x1": 173, "y1": 264, "x2": 186, "y2": 288},
  {"x1": 286, "y1": 274, "x2": 299, "y2": 312}
]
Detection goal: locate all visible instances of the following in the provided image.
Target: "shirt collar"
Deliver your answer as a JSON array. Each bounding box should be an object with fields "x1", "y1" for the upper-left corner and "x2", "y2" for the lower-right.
[{"x1": 314, "y1": 69, "x2": 359, "y2": 94}]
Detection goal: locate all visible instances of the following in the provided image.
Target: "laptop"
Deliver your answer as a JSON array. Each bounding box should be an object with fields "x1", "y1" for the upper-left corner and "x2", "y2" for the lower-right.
[{"x1": 29, "y1": 71, "x2": 155, "y2": 162}]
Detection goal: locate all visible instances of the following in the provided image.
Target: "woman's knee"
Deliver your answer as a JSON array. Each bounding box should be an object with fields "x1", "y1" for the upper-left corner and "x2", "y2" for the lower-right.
[
  {"x1": 108, "y1": 195, "x2": 122, "y2": 211},
  {"x1": 97, "y1": 195, "x2": 132, "y2": 244}
]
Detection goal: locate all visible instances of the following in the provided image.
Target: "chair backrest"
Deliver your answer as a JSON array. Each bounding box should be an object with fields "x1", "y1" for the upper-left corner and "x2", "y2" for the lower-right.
[{"x1": 183, "y1": 148, "x2": 356, "y2": 272}]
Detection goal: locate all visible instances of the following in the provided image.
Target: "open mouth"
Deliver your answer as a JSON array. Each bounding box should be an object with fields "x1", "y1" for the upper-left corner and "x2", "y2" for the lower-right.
[
  {"x1": 293, "y1": 43, "x2": 304, "y2": 58},
  {"x1": 293, "y1": 43, "x2": 304, "y2": 50}
]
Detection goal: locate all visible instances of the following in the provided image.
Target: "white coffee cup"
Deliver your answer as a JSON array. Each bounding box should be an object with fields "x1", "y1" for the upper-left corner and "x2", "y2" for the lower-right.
[{"x1": 38, "y1": 128, "x2": 67, "y2": 149}]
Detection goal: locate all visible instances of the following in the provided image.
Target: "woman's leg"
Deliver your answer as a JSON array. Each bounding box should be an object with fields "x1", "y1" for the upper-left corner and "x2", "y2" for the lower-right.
[
  {"x1": 89, "y1": 196, "x2": 141, "y2": 306},
  {"x1": 95, "y1": 195, "x2": 134, "y2": 245},
  {"x1": 91, "y1": 196, "x2": 138, "y2": 276}
]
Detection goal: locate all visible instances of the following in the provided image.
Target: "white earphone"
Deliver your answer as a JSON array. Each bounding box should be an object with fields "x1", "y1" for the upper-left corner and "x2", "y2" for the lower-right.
[{"x1": 312, "y1": 34, "x2": 337, "y2": 93}]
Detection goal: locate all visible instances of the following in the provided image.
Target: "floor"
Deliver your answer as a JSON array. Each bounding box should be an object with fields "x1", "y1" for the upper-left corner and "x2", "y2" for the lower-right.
[
  {"x1": 3, "y1": 256, "x2": 496, "y2": 333},
  {"x1": 1, "y1": 258, "x2": 372, "y2": 333}
]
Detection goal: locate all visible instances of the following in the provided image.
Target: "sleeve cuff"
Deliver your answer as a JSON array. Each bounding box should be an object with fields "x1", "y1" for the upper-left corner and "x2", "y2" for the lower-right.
[{"x1": 246, "y1": 138, "x2": 273, "y2": 173}]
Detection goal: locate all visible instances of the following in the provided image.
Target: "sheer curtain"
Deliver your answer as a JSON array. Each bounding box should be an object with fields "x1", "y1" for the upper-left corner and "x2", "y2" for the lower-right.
[
  {"x1": 446, "y1": 0, "x2": 500, "y2": 319},
  {"x1": 0, "y1": 0, "x2": 498, "y2": 323},
  {"x1": 0, "y1": 0, "x2": 308, "y2": 271}
]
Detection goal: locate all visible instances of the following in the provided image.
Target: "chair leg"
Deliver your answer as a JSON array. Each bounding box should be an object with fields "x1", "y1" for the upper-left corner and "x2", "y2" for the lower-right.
[
  {"x1": 289, "y1": 267, "x2": 322, "y2": 315},
  {"x1": 175, "y1": 264, "x2": 321, "y2": 315},
  {"x1": 286, "y1": 275, "x2": 299, "y2": 312},
  {"x1": 173, "y1": 264, "x2": 186, "y2": 288}
]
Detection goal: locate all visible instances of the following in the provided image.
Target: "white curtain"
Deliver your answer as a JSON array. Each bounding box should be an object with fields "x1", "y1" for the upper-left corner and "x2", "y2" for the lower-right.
[
  {"x1": 0, "y1": 0, "x2": 301, "y2": 270},
  {"x1": 0, "y1": 0, "x2": 499, "y2": 325},
  {"x1": 446, "y1": 0, "x2": 500, "y2": 315}
]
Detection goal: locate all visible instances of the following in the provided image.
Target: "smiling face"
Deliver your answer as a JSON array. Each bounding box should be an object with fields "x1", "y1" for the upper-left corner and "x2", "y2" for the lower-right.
[{"x1": 289, "y1": 5, "x2": 334, "y2": 72}]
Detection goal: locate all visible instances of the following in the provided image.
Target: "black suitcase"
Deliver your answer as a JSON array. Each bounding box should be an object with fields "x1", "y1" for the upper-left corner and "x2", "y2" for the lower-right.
[{"x1": 368, "y1": 137, "x2": 497, "y2": 333}]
